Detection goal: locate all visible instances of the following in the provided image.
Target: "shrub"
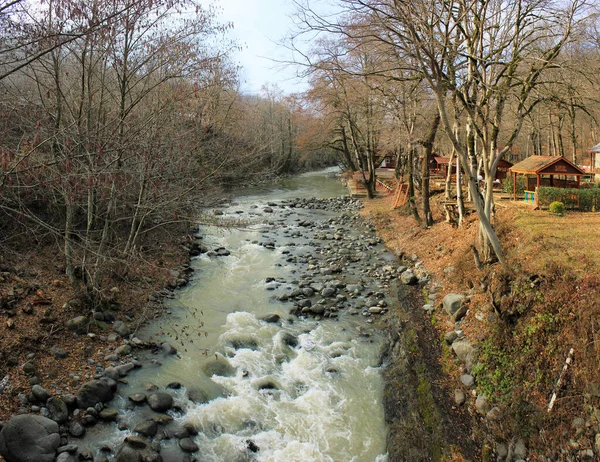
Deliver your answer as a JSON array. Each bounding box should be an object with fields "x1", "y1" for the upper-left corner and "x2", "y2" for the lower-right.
[
  {"x1": 549, "y1": 201, "x2": 565, "y2": 215},
  {"x1": 503, "y1": 175, "x2": 527, "y2": 194},
  {"x1": 537, "y1": 187, "x2": 600, "y2": 211}
]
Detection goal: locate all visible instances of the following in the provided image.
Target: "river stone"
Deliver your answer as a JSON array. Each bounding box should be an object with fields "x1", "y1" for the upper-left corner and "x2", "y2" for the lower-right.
[
  {"x1": 346, "y1": 284, "x2": 363, "y2": 293},
  {"x1": 475, "y1": 394, "x2": 490, "y2": 415},
  {"x1": 112, "y1": 321, "x2": 131, "y2": 337},
  {"x1": 310, "y1": 305, "x2": 325, "y2": 315},
  {"x1": 0, "y1": 415, "x2": 60, "y2": 462},
  {"x1": 76, "y1": 380, "x2": 114, "y2": 409},
  {"x1": 321, "y1": 287, "x2": 336, "y2": 297},
  {"x1": 460, "y1": 374, "x2": 475, "y2": 388},
  {"x1": 400, "y1": 270, "x2": 417, "y2": 285},
  {"x1": 202, "y1": 358, "x2": 235, "y2": 377},
  {"x1": 115, "y1": 444, "x2": 142, "y2": 462},
  {"x1": 22, "y1": 362, "x2": 36, "y2": 375},
  {"x1": 125, "y1": 435, "x2": 148, "y2": 449},
  {"x1": 104, "y1": 367, "x2": 120, "y2": 381},
  {"x1": 262, "y1": 314, "x2": 281, "y2": 323},
  {"x1": 444, "y1": 331, "x2": 458, "y2": 345},
  {"x1": 99, "y1": 409, "x2": 119, "y2": 421},
  {"x1": 68, "y1": 421, "x2": 85, "y2": 437},
  {"x1": 66, "y1": 316, "x2": 88, "y2": 334},
  {"x1": 161, "y1": 342, "x2": 177, "y2": 355},
  {"x1": 129, "y1": 393, "x2": 147, "y2": 404},
  {"x1": 451, "y1": 340, "x2": 475, "y2": 362},
  {"x1": 443, "y1": 294, "x2": 465, "y2": 316},
  {"x1": 514, "y1": 439, "x2": 527, "y2": 459},
  {"x1": 134, "y1": 419, "x2": 157, "y2": 437},
  {"x1": 147, "y1": 392, "x2": 173, "y2": 412},
  {"x1": 454, "y1": 389, "x2": 466, "y2": 406},
  {"x1": 116, "y1": 363, "x2": 135, "y2": 377},
  {"x1": 281, "y1": 332, "x2": 298, "y2": 348},
  {"x1": 62, "y1": 394, "x2": 77, "y2": 408},
  {"x1": 46, "y1": 397, "x2": 69, "y2": 424},
  {"x1": 56, "y1": 453, "x2": 78, "y2": 462},
  {"x1": 179, "y1": 437, "x2": 199, "y2": 452},
  {"x1": 115, "y1": 344, "x2": 132, "y2": 356},
  {"x1": 50, "y1": 346, "x2": 68, "y2": 359},
  {"x1": 31, "y1": 384, "x2": 51, "y2": 403}
]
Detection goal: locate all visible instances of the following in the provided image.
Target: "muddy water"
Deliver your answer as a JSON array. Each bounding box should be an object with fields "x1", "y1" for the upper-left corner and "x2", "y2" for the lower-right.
[{"x1": 82, "y1": 168, "x2": 392, "y2": 461}]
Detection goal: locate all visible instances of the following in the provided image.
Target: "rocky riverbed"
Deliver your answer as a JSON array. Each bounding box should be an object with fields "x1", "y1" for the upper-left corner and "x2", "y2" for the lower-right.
[{"x1": 0, "y1": 192, "x2": 409, "y2": 462}]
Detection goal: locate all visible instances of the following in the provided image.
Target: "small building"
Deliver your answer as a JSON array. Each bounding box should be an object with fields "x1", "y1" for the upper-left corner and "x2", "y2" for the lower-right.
[
  {"x1": 496, "y1": 159, "x2": 514, "y2": 182},
  {"x1": 431, "y1": 155, "x2": 455, "y2": 178},
  {"x1": 508, "y1": 155, "x2": 585, "y2": 202},
  {"x1": 378, "y1": 153, "x2": 396, "y2": 169},
  {"x1": 586, "y1": 142, "x2": 600, "y2": 180}
]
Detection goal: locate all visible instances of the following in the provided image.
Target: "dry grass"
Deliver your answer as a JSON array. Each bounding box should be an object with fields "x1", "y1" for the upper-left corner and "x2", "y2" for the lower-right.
[{"x1": 503, "y1": 208, "x2": 600, "y2": 275}]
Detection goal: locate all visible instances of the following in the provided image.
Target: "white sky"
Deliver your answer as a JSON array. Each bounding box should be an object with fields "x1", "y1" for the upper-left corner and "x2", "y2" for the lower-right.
[{"x1": 212, "y1": 0, "x2": 309, "y2": 95}]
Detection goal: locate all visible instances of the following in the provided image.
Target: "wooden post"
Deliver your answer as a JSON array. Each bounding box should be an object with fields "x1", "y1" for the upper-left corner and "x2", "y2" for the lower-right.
[
  {"x1": 548, "y1": 348, "x2": 575, "y2": 413},
  {"x1": 513, "y1": 172, "x2": 517, "y2": 200},
  {"x1": 537, "y1": 174, "x2": 541, "y2": 188}
]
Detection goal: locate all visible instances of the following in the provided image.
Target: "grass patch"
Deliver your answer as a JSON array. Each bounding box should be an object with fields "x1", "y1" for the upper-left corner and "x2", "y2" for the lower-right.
[{"x1": 507, "y1": 209, "x2": 600, "y2": 275}]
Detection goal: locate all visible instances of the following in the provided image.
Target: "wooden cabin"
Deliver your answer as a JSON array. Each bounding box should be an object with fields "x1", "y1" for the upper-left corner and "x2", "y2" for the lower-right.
[
  {"x1": 378, "y1": 153, "x2": 397, "y2": 169},
  {"x1": 496, "y1": 159, "x2": 513, "y2": 182}
]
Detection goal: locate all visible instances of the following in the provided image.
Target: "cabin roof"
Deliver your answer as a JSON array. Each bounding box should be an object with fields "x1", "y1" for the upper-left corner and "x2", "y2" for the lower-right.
[{"x1": 509, "y1": 156, "x2": 585, "y2": 176}]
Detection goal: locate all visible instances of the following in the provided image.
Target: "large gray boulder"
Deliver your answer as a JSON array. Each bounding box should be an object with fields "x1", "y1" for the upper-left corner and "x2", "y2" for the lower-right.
[
  {"x1": 76, "y1": 379, "x2": 114, "y2": 409},
  {"x1": 443, "y1": 294, "x2": 465, "y2": 316},
  {"x1": 0, "y1": 415, "x2": 60, "y2": 462}
]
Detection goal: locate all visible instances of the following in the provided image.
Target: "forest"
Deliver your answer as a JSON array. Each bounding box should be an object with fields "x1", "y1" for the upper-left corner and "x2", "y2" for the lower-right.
[{"x1": 0, "y1": 0, "x2": 337, "y2": 305}]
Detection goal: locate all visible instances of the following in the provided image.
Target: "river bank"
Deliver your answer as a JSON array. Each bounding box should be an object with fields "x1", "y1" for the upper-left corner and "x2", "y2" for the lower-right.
[{"x1": 362, "y1": 191, "x2": 600, "y2": 461}]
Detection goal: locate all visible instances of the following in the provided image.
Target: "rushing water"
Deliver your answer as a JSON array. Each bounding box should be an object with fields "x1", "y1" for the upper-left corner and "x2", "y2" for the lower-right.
[{"x1": 81, "y1": 168, "x2": 390, "y2": 461}]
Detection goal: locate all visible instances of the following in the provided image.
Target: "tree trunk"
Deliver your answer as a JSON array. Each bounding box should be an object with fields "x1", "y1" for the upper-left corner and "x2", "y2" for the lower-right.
[
  {"x1": 421, "y1": 114, "x2": 440, "y2": 227},
  {"x1": 407, "y1": 145, "x2": 420, "y2": 222}
]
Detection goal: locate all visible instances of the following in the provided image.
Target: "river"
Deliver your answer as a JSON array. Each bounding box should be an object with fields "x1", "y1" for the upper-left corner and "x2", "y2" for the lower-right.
[{"x1": 81, "y1": 168, "x2": 393, "y2": 461}]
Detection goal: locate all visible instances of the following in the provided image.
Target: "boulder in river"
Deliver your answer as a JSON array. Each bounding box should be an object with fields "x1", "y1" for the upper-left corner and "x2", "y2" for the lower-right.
[
  {"x1": 0, "y1": 415, "x2": 60, "y2": 462},
  {"x1": 202, "y1": 357, "x2": 236, "y2": 377},
  {"x1": 134, "y1": 419, "x2": 157, "y2": 437},
  {"x1": 262, "y1": 313, "x2": 281, "y2": 323},
  {"x1": 147, "y1": 392, "x2": 173, "y2": 413}
]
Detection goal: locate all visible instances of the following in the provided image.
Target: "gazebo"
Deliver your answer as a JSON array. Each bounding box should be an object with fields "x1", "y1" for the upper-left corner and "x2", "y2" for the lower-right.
[{"x1": 509, "y1": 155, "x2": 585, "y2": 202}]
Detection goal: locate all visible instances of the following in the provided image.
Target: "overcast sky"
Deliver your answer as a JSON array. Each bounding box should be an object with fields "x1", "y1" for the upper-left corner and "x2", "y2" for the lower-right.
[{"x1": 212, "y1": 0, "x2": 309, "y2": 95}]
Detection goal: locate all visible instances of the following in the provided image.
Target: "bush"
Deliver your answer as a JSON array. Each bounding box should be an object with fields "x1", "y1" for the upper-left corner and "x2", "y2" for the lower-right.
[
  {"x1": 503, "y1": 175, "x2": 527, "y2": 194},
  {"x1": 549, "y1": 201, "x2": 565, "y2": 215}
]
